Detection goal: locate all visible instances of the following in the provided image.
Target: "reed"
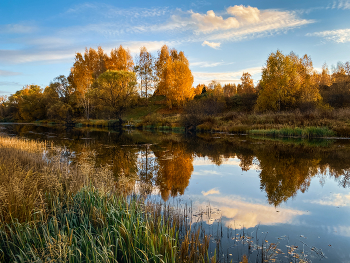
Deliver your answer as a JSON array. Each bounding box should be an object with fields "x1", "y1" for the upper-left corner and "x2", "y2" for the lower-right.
[{"x1": 0, "y1": 134, "x2": 214, "y2": 262}]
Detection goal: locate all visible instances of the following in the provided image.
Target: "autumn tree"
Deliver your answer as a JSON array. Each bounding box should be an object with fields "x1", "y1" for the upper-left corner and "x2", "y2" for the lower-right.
[
  {"x1": 320, "y1": 61, "x2": 350, "y2": 108},
  {"x1": 134, "y1": 46, "x2": 154, "y2": 99},
  {"x1": 256, "y1": 50, "x2": 322, "y2": 112},
  {"x1": 155, "y1": 45, "x2": 194, "y2": 108},
  {"x1": 93, "y1": 70, "x2": 137, "y2": 122},
  {"x1": 8, "y1": 85, "x2": 45, "y2": 121},
  {"x1": 0, "y1": 96, "x2": 7, "y2": 119},
  {"x1": 238, "y1": 72, "x2": 255, "y2": 94},
  {"x1": 207, "y1": 80, "x2": 224, "y2": 97},
  {"x1": 70, "y1": 48, "x2": 103, "y2": 119},
  {"x1": 106, "y1": 45, "x2": 134, "y2": 71},
  {"x1": 223, "y1": 83, "x2": 236, "y2": 97},
  {"x1": 194, "y1": 84, "x2": 205, "y2": 96}
]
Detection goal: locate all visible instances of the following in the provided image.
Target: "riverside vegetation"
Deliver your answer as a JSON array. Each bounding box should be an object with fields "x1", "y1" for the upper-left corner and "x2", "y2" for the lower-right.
[
  {"x1": 1, "y1": 46, "x2": 350, "y2": 138},
  {"x1": 0, "y1": 135, "x2": 214, "y2": 262}
]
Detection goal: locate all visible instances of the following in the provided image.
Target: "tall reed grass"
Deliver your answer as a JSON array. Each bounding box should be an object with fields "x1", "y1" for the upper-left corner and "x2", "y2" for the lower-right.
[{"x1": 0, "y1": 134, "x2": 214, "y2": 262}]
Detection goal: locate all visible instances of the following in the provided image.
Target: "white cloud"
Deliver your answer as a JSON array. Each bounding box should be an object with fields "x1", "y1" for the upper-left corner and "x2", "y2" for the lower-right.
[
  {"x1": 201, "y1": 188, "x2": 220, "y2": 196},
  {"x1": 192, "y1": 195, "x2": 306, "y2": 228},
  {"x1": 308, "y1": 193, "x2": 350, "y2": 207},
  {"x1": 191, "y1": 10, "x2": 239, "y2": 33},
  {"x1": 307, "y1": 28, "x2": 350, "y2": 43},
  {"x1": 168, "y1": 6, "x2": 313, "y2": 43},
  {"x1": 193, "y1": 156, "x2": 261, "y2": 170},
  {"x1": 206, "y1": 9, "x2": 312, "y2": 42},
  {"x1": 192, "y1": 169, "x2": 220, "y2": 175},
  {"x1": 227, "y1": 5, "x2": 260, "y2": 24},
  {"x1": 202, "y1": 40, "x2": 221, "y2": 49},
  {"x1": 0, "y1": 70, "x2": 21, "y2": 77}
]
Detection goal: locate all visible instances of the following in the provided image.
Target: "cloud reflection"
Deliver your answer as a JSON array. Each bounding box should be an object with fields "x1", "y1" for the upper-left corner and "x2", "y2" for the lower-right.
[{"x1": 193, "y1": 195, "x2": 306, "y2": 229}]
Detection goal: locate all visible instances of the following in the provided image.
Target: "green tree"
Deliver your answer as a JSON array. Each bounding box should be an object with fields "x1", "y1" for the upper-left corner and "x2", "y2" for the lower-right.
[
  {"x1": 8, "y1": 85, "x2": 45, "y2": 121},
  {"x1": 93, "y1": 70, "x2": 137, "y2": 122}
]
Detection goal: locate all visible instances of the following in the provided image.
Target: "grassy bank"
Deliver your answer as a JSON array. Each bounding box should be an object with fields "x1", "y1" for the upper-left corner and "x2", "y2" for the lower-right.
[
  {"x1": 0, "y1": 135, "x2": 213, "y2": 262},
  {"x1": 249, "y1": 126, "x2": 336, "y2": 138}
]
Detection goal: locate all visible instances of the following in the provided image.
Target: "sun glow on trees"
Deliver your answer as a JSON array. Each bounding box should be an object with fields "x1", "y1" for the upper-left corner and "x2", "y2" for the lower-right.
[{"x1": 155, "y1": 45, "x2": 194, "y2": 108}]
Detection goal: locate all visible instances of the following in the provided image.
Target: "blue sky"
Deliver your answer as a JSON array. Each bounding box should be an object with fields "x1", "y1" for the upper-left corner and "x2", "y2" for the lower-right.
[{"x1": 1, "y1": 0, "x2": 350, "y2": 95}]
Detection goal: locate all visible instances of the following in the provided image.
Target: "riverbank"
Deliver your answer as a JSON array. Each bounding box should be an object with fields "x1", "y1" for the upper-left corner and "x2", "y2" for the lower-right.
[
  {"x1": 30, "y1": 106, "x2": 350, "y2": 139},
  {"x1": 0, "y1": 135, "x2": 213, "y2": 263}
]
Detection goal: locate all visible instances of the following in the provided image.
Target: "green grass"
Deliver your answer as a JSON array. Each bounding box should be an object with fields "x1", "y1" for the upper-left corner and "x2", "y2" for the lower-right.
[
  {"x1": 249, "y1": 126, "x2": 336, "y2": 138},
  {"x1": 124, "y1": 104, "x2": 165, "y2": 121},
  {"x1": 0, "y1": 187, "x2": 212, "y2": 263}
]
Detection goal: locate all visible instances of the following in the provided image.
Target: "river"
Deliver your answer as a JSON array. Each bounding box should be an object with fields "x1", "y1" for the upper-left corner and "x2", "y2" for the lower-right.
[{"x1": 1, "y1": 124, "x2": 349, "y2": 262}]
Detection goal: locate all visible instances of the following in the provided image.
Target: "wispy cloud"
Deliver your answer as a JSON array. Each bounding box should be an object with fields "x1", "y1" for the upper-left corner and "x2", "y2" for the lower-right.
[
  {"x1": 329, "y1": 0, "x2": 350, "y2": 9},
  {"x1": 0, "y1": 70, "x2": 22, "y2": 77},
  {"x1": 201, "y1": 188, "x2": 220, "y2": 196},
  {"x1": 0, "y1": 49, "x2": 76, "y2": 64},
  {"x1": 65, "y1": 3, "x2": 169, "y2": 18},
  {"x1": 193, "y1": 66, "x2": 262, "y2": 84},
  {"x1": 0, "y1": 81, "x2": 21, "y2": 87},
  {"x1": 202, "y1": 40, "x2": 221, "y2": 49},
  {"x1": 191, "y1": 61, "x2": 233, "y2": 68},
  {"x1": 0, "y1": 23, "x2": 37, "y2": 34},
  {"x1": 307, "y1": 28, "x2": 350, "y2": 43},
  {"x1": 0, "y1": 40, "x2": 172, "y2": 64}
]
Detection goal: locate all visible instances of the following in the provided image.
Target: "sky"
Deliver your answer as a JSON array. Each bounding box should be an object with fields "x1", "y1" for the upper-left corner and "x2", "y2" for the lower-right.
[{"x1": 1, "y1": 0, "x2": 350, "y2": 95}]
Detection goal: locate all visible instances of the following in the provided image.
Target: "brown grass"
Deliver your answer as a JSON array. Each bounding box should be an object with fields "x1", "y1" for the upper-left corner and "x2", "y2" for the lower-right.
[{"x1": 0, "y1": 134, "x2": 115, "y2": 223}]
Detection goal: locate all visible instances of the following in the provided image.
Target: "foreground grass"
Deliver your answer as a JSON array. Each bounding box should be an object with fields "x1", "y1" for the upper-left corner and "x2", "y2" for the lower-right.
[
  {"x1": 0, "y1": 186, "x2": 211, "y2": 263},
  {"x1": 0, "y1": 135, "x2": 213, "y2": 262}
]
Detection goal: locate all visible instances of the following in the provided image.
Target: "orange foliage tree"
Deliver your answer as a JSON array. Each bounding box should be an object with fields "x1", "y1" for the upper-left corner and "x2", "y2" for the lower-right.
[
  {"x1": 155, "y1": 45, "x2": 194, "y2": 108},
  {"x1": 70, "y1": 46, "x2": 134, "y2": 119}
]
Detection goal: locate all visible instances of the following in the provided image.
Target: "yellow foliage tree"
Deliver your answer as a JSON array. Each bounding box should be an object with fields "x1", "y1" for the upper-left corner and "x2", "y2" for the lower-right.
[
  {"x1": 155, "y1": 45, "x2": 194, "y2": 108},
  {"x1": 256, "y1": 50, "x2": 322, "y2": 112}
]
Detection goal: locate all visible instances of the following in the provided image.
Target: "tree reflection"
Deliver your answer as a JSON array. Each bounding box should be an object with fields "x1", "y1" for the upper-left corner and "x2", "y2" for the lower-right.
[
  {"x1": 153, "y1": 142, "x2": 193, "y2": 201},
  {"x1": 3, "y1": 124, "x2": 350, "y2": 205},
  {"x1": 137, "y1": 144, "x2": 157, "y2": 195},
  {"x1": 257, "y1": 150, "x2": 320, "y2": 206}
]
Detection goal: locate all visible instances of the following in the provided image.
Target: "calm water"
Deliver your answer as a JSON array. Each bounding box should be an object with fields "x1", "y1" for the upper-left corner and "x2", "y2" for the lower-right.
[{"x1": 1, "y1": 124, "x2": 350, "y2": 262}]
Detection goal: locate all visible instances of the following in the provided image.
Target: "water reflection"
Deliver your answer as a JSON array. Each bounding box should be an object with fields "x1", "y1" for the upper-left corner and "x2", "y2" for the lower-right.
[
  {"x1": 153, "y1": 142, "x2": 193, "y2": 201},
  {"x1": 2, "y1": 124, "x2": 350, "y2": 206},
  {"x1": 2, "y1": 124, "x2": 350, "y2": 261}
]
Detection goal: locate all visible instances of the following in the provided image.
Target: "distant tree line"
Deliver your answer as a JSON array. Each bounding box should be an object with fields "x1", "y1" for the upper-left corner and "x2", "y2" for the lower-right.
[{"x1": 0, "y1": 47, "x2": 350, "y2": 122}]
